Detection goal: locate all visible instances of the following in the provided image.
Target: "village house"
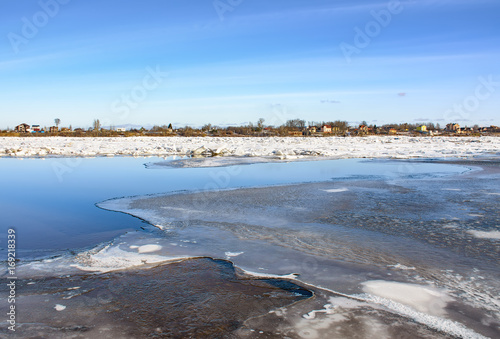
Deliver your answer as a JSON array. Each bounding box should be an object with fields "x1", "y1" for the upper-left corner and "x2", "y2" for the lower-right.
[
  {"x1": 446, "y1": 123, "x2": 460, "y2": 132},
  {"x1": 262, "y1": 127, "x2": 273, "y2": 135},
  {"x1": 49, "y1": 126, "x2": 59, "y2": 133},
  {"x1": 477, "y1": 126, "x2": 499, "y2": 133},
  {"x1": 487, "y1": 125, "x2": 500, "y2": 133},
  {"x1": 416, "y1": 125, "x2": 427, "y2": 132},
  {"x1": 321, "y1": 125, "x2": 332, "y2": 133},
  {"x1": 31, "y1": 125, "x2": 42, "y2": 132},
  {"x1": 358, "y1": 125, "x2": 368, "y2": 133},
  {"x1": 15, "y1": 123, "x2": 30, "y2": 133}
]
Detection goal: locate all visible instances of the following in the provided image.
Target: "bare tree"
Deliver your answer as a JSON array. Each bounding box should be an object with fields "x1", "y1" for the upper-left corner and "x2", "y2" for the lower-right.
[
  {"x1": 181, "y1": 126, "x2": 194, "y2": 136},
  {"x1": 93, "y1": 119, "x2": 101, "y2": 131},
  {"x1": 257, "y1": 118, "x2": 265, "y2": 130},
  {"x1": 285, "y1": 119, "x2": 306, "y2": 129},
  {"x1": 332, "y1": 120, "x2": 349, "y2": 133}
]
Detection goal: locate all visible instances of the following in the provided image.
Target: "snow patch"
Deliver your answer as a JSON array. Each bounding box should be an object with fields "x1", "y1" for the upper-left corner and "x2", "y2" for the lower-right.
[
  {"x1": 360, "y1": 292, "x2": 487, "y2": 339},
  {"x1": 361, "y1": 280, "x2": 453, "y2": 316},
  {"x1": 303, "y1": 304, "x2": 337, "y2": 319},
  {"x1": 328, "y1": 296, "x2": 368, "y2": 310},
  {"x1": 137, "y1": 244, "x2": 162, "y2": 253},
  {"x1": 225, "y1": 251, "x2": 244, "y2": 259},
  {"x1": 55, "y1": 304, "x2": 66, "y2": 311},
  {"x1": 467, "y1": 230, "x2": 500, "y2": 240},
  {"x1": 322, "y1": 188, "x2": 349, "y2": 193},
  {"x1": 387, "y1": 263, "x2": 416, "y2": 270},
  {"x1": 71, "y1": 244, "x2": 188, "y2": 273}
]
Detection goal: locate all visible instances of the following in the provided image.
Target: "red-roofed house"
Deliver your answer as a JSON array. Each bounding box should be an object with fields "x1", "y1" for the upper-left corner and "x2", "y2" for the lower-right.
[
  {"x1": 15, "y1": 123, "x2": 30, "y2": 133},
  {"x1": 321, "y1": 125, "x2": 332, "y2": 133}
]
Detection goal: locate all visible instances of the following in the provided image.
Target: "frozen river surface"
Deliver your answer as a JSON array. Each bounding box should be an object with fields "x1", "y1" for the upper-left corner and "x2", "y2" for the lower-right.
[{"x1": 0, "y1": 156, "x2": 498, "y2": 338}]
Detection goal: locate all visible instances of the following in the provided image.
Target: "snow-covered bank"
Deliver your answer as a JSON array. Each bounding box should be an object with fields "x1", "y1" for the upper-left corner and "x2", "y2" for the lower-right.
[{"x1": 0, "y1": 136, "x2": 499, "y2": 159}]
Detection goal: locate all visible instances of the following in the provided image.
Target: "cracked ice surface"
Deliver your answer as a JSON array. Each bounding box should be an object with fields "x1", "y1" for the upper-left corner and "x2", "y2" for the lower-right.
[{"x1": 1, "y1": 136, "x2": 499, "y2": 159}]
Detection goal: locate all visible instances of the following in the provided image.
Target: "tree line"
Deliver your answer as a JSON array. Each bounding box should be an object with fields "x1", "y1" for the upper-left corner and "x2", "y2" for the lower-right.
[{"x1": 5, "y1": 117, "x2": 492, "y2": 137}]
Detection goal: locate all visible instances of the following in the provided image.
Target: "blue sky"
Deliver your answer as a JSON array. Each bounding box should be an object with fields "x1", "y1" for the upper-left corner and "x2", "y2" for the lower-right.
[{"x1": 1, "y1": 0, "x2": 499, "y2": 129}]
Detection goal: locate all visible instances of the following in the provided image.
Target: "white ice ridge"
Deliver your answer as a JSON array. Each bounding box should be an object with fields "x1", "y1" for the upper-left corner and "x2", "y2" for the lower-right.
[
  {"x1": 360, "y1": 280, "x2": 487, "y2": 339},
  {"x1": 1, "y1": 136, "x2": 499, "y2": 159},
  {"x1": 296, "y1": 281, "x2": 487, "y2": 339},
  {"x1": 239, "y1": 268, "x2": 300, "y2": 280}
]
